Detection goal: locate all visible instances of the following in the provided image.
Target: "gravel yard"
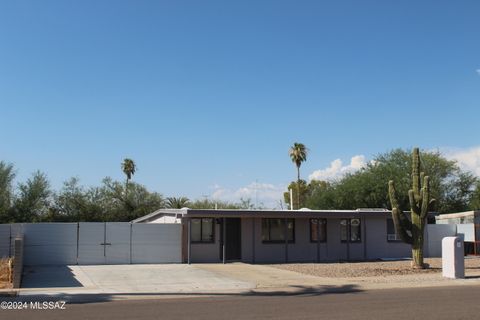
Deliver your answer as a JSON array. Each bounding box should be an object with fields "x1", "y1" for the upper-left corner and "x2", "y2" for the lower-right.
[{"x1": 270, "y1": 257, "x2": 480, "y2": 278}]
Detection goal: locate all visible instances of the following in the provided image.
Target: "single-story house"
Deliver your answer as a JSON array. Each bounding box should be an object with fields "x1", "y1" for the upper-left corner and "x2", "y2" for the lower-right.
[
  {"x1": 133, "y1": 208, "x2": 418, "y2": 263},
  {"x1": 436, "y1": 210, "x2": 480, "y2": 255}
]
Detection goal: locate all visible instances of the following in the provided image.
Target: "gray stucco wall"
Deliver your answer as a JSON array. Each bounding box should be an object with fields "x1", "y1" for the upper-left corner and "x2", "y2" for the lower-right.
[
  {"x1": 190, "y1": 223, "x2": 221, "y2": 263},
  {"x1": 241, "y1": 218, "x2": 254, "y2": 262},
  {"x1": 326, "y1": 218, "x2": 343, "y2": 260},
  {"x1": 189, "y1": 216, "x2": 412, "y2": 263},
  {"x1": 364, "y1": 217, "x2": 411, "y2": 259}
]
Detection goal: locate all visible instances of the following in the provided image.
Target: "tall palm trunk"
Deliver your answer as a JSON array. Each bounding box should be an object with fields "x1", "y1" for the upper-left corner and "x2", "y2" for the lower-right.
[{"x1": 296, "y1": 165, "x2": 300, "y2": 209}]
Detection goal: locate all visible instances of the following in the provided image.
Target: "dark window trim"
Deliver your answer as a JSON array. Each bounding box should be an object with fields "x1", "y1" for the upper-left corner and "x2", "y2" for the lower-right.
[
  {"x1": 386, "y1": 218, "x2": 402, "y2": 242},
  {"x1": 340, "y1": 218, "x2": 362, "y2": 243},
  {"x1": 261, "y1": 218, "x2": 295, "y2": 244},
  {"x1": 262, "y1": 240, "x2": 296, "y2": 244},
  {"x1": 309, "y1": 218, "x2": 327, "y2": 243},
  {"x1": 191, "y1": 218, "x2": 215, "y2": 244}
]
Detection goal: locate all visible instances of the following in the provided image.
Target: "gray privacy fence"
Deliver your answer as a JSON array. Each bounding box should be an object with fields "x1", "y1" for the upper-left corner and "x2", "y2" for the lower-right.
[
  {"x1": 0, "y1": 222, "x2": 182, "y2": 265},
  {"x1": 425, "y1": 224, "x2": 457, "y2": 257}
]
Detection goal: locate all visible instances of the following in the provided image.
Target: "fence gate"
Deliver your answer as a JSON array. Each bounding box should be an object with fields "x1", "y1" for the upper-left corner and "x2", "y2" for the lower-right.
[
  {"x1": 77, "y1": 222, "x2": 105, "y2": 264},
  {"x1": 104, "y1": 222, "x2": 131, "y2": 264},
  {"x1": 77, "y1": 222, "x2": 132, "y2": 265}
]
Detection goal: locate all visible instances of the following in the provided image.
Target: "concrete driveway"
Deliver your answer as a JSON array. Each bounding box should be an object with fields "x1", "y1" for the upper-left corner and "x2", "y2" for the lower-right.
[
  {"x1": 20, "y1": 264, "x2": 255, "y2": 298},
  {"x1": 18, "y1": 262, "x2": 477, "y2": 302},
  {"x1": 18, "y1": 262, "x2": 365, "y2": 302}
]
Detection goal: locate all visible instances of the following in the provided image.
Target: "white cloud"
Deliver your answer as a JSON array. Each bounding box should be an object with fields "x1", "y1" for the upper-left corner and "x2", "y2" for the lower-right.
[
  {"x1": 443, "y1": 146, "x2": 480, "y2": 176},
  {"x1": 210, "y1": 182, "x2": 286, "y2": 209},
  {"x1": 308, "y1": 155, "x2": 367, "y2": 181}
]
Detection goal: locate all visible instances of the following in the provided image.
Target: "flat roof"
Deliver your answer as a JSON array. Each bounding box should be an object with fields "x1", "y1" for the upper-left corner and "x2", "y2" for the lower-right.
[
  {"x1": 185, "y1": 208, "x2": 394, "y2": 218},
  {"x1": 132, "y1": 208, "x2": 397, "y2": 222},
  {"x1": 436, "y1": 211, "x2": 480, "y2": 220}
]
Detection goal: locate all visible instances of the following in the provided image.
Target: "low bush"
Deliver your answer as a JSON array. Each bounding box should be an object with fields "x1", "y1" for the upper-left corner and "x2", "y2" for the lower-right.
[{"x1": 0, "y1": 258, "x2": 13, "y2": 289}]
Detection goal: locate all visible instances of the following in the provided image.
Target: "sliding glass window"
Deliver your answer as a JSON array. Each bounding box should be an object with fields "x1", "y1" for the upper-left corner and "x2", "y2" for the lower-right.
[
  {"x1": 261, "y1": 218, "x2": 295, "y2": 243},
  {"x1": 191, "y1": 218, "x2": 215, "y2": 243}
]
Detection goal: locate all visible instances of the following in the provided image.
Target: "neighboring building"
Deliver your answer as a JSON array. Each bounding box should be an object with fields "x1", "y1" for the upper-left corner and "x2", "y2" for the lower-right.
[
  {"x1": 133, "y1": 208, "x2": 416, "y2": 263},
  {"x1": 436, "y1": 211, "x2": 480, "y2": 255},
  {"x1": 132, "y1": 209, "x2": 184, "y2": 224}
]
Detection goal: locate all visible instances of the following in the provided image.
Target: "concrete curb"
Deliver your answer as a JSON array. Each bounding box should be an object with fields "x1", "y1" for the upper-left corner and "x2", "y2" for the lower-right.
[{"x1": 0, "y1": 290, "x2": 18, "y2": 297}]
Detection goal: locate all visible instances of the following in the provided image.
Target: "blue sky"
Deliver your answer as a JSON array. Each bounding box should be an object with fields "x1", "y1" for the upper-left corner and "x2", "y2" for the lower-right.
[{"x1": 1, "y1": 1, "x2": 479, "y2": 207}]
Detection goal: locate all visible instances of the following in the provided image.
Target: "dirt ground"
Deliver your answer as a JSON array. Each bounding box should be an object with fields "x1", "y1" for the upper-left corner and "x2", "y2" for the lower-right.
[{"x1": 270, "y1": 257, "x2": 480, "y2": 278}]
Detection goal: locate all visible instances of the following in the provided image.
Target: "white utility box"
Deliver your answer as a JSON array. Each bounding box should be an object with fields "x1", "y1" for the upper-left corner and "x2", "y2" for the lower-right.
[{"x1": 442, "y1": 236, "x2": 464, "y2": 279}]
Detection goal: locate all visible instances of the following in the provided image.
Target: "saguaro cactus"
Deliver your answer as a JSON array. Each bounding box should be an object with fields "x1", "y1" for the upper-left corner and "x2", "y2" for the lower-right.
[{"x1": 388, "y1": 148, "x2": 435, "y2": 269}]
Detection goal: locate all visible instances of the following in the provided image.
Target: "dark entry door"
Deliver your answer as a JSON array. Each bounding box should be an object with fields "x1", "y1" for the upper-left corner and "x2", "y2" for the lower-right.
[{"x1": 225, "y1": 218, "x2": 241, "y2": 260}]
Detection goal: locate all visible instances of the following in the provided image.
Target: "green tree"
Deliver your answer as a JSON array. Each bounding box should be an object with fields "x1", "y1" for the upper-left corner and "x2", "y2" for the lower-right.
[
  {"x1": 0, "y1": 162, "x2": 15, "y2": 223},
  {"x1": 283, "y1": 180, "x2": 309, "y2": 209},
  {"x1": 121, "y1": 158, "x2": 136, "y2": 195},
  {"x1": 166, "y1": 196, "x2": 190, "y2": 209},
  {"x1": 188, "y1": 198, "x2": 243, "y2": 209},
  {"x1": 443, "y1": 172, "x2": 478, "y2": 213},
  {"x1": 470, "y1": 182, "x2": 480, "y2": 210},
  {"x1": 11, "y1": 171, "x2": 52, "y2": 222},
  {"x1": 101, "y1": 177, "x2": 164, "y2": 221},
  {"x1": 239, "y1": 198, "x2": 258, "y2": 209},
  {"x1": 51, "y1": 177, "x2": 86, "y2": 221},
  {"x1": 307, "y1": 149, "x2": 477, "y2": 213},
  {"x1": 50, "y1": 177, "x2": 106, "y2": 222},
  {"x1": 304, "y1": 180, "x2": 337, "y2": 209}
]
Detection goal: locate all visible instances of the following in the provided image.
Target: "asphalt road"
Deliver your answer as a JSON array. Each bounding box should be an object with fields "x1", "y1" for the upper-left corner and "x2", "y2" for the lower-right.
[{"x1": 3, "y1": 285, "x2": 480, "y2": 320}]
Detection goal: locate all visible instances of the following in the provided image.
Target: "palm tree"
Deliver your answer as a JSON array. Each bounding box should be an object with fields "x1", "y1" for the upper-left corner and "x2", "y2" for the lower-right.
[
  {"x1": 289, "y1": 143, "x2": 308, "y2": 181},
  {"x1": 166, "y1": 197, "x2": 190, "y2": 209},
  {"x1": 289, "y1": 143, "x2": 308, "y2": 209},
  {"x1": 121, "y1": 158, "x2": 136, "y2": 196}
]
